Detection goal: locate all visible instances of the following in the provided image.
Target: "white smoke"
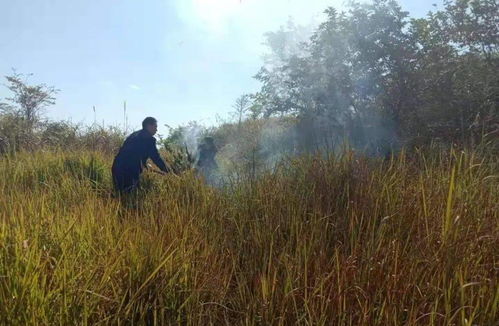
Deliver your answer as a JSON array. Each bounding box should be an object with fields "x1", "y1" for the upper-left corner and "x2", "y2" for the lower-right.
[{"x1": 179, "y1": 123, "x2": 205, "y2": 159}]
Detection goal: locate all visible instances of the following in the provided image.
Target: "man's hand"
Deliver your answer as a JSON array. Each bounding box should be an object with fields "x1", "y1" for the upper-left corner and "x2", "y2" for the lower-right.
[
  {"x1": 154, "y1": 169, "x2": 178, "y2": 177},
  {"x1": 150, "y1": 169, "x2": 167, "y2": 176}
]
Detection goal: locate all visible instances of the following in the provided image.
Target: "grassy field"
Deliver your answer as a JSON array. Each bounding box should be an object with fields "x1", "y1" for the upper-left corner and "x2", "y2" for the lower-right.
[{"x1": 0, "y1": 147, "x2": 497, "y2": 325}]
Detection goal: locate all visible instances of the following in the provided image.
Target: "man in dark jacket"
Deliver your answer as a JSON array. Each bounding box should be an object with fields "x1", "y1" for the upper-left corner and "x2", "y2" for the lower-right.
[{"x1": 112, "y1": 117, "x2": 170, "y2": 193}]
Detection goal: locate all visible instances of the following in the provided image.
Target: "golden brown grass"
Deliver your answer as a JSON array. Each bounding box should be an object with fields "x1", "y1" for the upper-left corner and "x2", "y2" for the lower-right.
[{"x1": 0, "y1": 147, "x2": 497, "y2": 325}]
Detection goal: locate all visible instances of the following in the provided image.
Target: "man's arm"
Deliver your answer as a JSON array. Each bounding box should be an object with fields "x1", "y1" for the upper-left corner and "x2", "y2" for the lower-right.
[{"x1": 148, "y1": 138, "x2": 169, "y2": 173}]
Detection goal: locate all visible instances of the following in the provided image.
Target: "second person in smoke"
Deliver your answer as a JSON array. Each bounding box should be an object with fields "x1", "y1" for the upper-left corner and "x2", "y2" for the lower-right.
[
  {"x1": 112, "y1": 117, "x2": 170, "y2": 193},
  {"x1": 195, "y1": 136, "x2": 218, "y2": 184}
]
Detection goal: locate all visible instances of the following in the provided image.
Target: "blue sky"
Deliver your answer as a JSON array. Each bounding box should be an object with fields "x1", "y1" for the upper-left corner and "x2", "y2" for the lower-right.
[{"x1": 0, "y1": 0, "x2": 439, "y2": 136}]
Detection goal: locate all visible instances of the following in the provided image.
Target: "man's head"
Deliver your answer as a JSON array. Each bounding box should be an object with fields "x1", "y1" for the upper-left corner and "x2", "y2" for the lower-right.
[
  {"x1": 203, "y1": 136, "x2": 215, "y2": 147},
  {"x1": 200, "y1": 136, "x2": 217, "y2": 152},
  {"x1": 142, "y1": 117, "x2": 158, "y2": 136}
]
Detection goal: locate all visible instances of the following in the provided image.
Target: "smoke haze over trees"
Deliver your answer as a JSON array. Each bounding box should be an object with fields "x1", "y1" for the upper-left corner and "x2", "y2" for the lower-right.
[{"x1": 250, "y1": 0, "x2": 498, "y2": 151}]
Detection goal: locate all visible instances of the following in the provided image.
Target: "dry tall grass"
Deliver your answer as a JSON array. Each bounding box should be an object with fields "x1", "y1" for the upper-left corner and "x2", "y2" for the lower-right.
[{"x1": 0, "y1": 147, "x2": 497, "y2": 325}]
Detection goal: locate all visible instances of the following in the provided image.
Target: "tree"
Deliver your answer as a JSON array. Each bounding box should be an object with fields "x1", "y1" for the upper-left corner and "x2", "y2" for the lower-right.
[
  {"x1": 231, "y1": 94, "x2": 251, "y2": 125},
  {"x1": 254, "y1": 19, "x2": 316, "y2": 117},
  {"x1": 443, "y1": 0, "x2": 498, "y2": 60},
  {"x1": 0, "y1": 72, "x2": 59, "y2": 131}
]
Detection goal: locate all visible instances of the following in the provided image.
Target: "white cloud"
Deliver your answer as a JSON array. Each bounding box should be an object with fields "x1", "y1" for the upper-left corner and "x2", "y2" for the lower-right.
[{"x1": 129, "y1": 84, "x2": 141, "y2": 90}]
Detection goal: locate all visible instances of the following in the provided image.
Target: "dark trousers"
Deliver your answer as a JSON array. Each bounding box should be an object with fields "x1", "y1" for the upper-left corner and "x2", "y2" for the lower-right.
[{"x1": 112, "y1": 165, "x2": 140, "y2": 194}]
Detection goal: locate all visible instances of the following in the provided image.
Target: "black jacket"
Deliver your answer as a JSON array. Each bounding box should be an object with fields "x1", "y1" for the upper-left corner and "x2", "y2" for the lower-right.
[{"x1": 112, "y1": 129, "x2": 168, "y2": 175}]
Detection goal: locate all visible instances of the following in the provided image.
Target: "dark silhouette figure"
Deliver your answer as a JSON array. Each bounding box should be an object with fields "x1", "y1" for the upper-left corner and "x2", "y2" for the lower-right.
[
  {"x1": 112, "y1": 117, "x2": 169, "y2": 193},
  {"x1": 195, "y1": 136, "x2": 218, "y2": 185}
]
